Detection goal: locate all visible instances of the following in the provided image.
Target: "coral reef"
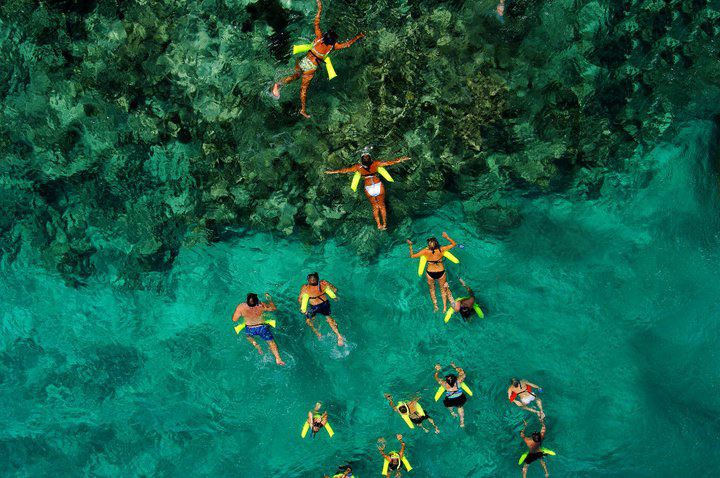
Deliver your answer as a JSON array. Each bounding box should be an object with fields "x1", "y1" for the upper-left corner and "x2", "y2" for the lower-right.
[{"x1": 0, "y1": 0, "x2": 718, "y2": 284}]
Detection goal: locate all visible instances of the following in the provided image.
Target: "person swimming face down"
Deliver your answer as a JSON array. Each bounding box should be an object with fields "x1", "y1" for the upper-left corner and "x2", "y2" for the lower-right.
[
  {"x1": 531, "y1": 431, "x2": 542, "y2": 443},
  {"x1": 246, "y1": 293, "x2": 259, "y2": 307},
  {"x1": 388, "y1": 454, "x2": 400, "y2": 470},
  {"x1": 445, "y1": 373, "x2": 458, "y2": 387},
  {"x1": 397, "y1": 404, "x2": 409, "y2": 414},
  {"x1": 511, "y1": 378, "x2": 521, "y2": 388},
  {"x1": 459, "y1": 305, "x2": 473, "y2": 319},
  {"x1": 427, "y1": 237, "x2": 440, "y2": 251}
]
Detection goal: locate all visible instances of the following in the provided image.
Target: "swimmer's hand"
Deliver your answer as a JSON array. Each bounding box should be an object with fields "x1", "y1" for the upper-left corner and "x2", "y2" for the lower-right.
[
  {"x1": 442, "y1": 232, "x2": 450, "y2": 239},
  {"x1": 406, "y1": 239, "x2": 413, "y2": 245},
  {"x1": 396, "y1": 433, "x2": 403, "y2": 441},
  {"x1": 435, "y1": 363, "x2": 442, "y2": 371}
]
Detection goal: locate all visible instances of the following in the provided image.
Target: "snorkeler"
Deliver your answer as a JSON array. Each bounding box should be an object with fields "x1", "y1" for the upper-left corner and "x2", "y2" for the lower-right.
[
  {"x1": 271, "y1": 0, "x2": 364, "y2": 118},
  {"x1": 232, "y1": 292, "x2": 285, "y2": 366},
  {"x1": 325, "y1": 149, "x2": 410, "y2": 230},
  {"x1": 384, "y1": 393, "x2": 440, "y2": 434},
  {"x1": 434, "y1": 362, "x2": 471, "y2": 428},
  {"x1": 444, "y1": 278, "x2": 484, "y2": 322},
  {"x1": 407, "y1": 232, "x2": 459, "y2": 312},
  {"x1": 508, "y1": 378, "x2": 545, "y2": 418},
  {"x1": 298, "y1": 272, "x2": 344, "y2": 346},
  {"x1": 302, "y1": 401, "x2": 335, "y2": 438},
  {"x1": 378, "y1": 434, "x2": 412, "y2": 477},
  {"x1": 324, "y1": 465, "x2": 354, "y2": 478},
  {"x1": 519, "y1": 417, "x2": 554, "y2": 477}
]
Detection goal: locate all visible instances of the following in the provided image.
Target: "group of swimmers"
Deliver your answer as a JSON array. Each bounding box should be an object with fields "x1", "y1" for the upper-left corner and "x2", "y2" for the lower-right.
[
  {"x1": 232, "y1": 263, "x2": 554, "y2": 477},
  {"x1": 236, "y1": 1, "x2": 553, "y2": 475}
]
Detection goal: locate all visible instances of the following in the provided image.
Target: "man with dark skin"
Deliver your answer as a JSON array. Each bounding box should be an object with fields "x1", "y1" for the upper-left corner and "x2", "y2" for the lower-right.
[
  {"x1": 520, "y1": 417, "x2": 550, "y2": 478},
  {"x1": 271, "y1": 0, "x2": 364, "y2": 118},
  {"x1": 232, "y1": 292, "x2": 285, "y2": 366},
  {"x1": 298, "y1": 272, "x2": 344, "y2": 346},
  {"x1": 325, "y1": 151, "x2": 410, "y2": 230}
]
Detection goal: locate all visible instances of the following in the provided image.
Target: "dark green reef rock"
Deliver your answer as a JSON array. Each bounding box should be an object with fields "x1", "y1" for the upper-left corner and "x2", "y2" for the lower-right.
[{"x1": 1, "y1": 0, "x2": 719, "y2": 286}]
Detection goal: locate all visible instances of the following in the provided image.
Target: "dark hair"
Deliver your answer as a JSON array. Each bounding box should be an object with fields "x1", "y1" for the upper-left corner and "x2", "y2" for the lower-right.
[
  {"x1": 398, "y1": 405, "x2": 408, "y2": 414},
  {"x1": 427, "y1": 237, "x2": 440, "y2": 250},
  {"x1": 459, "y1": 306, "x2": 473, "y2": 318},
  {"x1": 532, "y1": 432, "x2": 542, "y2": 443},
  {"x1": 307, "y1": 272, "x2": 319, "y2": 283},
  {"x1": 323, "y1": 29, "x2": 339, "y2": 45},
  {"x1": 246, "y1": 293, "x2": 259, "y2": 306},
  {"x1": 445, "y1": 373, "x2": 457, "y2": 386},
  {"x1": 511, "y1": 378, "x2": 520, "y2": 387},
  {"x1": 361, "y1": 154, "x2": 373, "y2": 167}
]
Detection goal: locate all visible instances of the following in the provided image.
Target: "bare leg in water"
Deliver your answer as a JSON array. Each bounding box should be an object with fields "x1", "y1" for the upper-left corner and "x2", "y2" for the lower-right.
[
  {"x1": 326, "y1": 315, "x2": 345, "y2": 346},
  {"x1": 426, "y1": 275, "x2": 439, "y2": 312}
]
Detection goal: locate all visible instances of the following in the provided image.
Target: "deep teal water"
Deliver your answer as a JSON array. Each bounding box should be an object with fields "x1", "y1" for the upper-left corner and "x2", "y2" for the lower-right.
[{"x1": 2, "y1": 121, "x2": 720, "y2": 476}]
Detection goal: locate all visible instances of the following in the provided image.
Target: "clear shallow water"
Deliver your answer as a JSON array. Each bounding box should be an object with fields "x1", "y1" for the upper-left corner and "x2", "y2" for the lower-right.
[{"x1": 2, "y1": 121, "x2": 720, "y2": 476}]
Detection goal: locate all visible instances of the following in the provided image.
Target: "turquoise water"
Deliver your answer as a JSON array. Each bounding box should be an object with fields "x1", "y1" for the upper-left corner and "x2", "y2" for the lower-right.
[{"x1": 3, "y1": 121, "x2": 720, "y2": 476}]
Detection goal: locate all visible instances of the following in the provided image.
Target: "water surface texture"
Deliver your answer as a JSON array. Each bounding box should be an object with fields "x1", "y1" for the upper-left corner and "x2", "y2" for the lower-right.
[{"x1": 2, "y1": 0, "x2": 720, "y2": 477}]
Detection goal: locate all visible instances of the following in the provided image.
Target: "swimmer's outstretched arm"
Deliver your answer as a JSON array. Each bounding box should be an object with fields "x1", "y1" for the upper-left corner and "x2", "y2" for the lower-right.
[
  {"x1": 433, "y1": 363, "x2": 447, "y2": 387},
  {"x1": 451, "y1": 361, "x2": 466, "y2": 383},
  {"x1": 335, "y1": 32, "x2": 365, "y2": 50},
  {"x1": 459, "y1": 278, "x2": 473, "y2": 296},
  {"x1": 396, "y1": 434, "x2": 405, "y2": 459},
  {"x1": 384, "y1": 393, "x2": 397, "y2": 409},
  {"x1": 263, "y1": 293, "x2": 277, "y2": 311},
  {"x1": 321, "y1": 279, "x2": 338, "y2": 296},
  {"x1": 325, "y1": 165, "x2": 359, "y2": 174},
  {"x1": 378, "y1": 156, "x2": 410, "y2": 167},
  {"x1": 314, "y1": 0, "x2": 323, "y2": 39},
  {"x1": 525, "y1": 380, "x2": 542, "y2": 389},
  {"x1": 406, "y1": 239, "x2": 427, "y2": 259},
  {"x1": 440, "y1": 232, "x2": 457, "y2": 251}
]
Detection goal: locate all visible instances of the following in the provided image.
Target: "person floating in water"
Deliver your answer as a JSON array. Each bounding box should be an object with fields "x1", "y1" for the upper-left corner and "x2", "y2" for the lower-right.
[
  {"x1": 325, "y1": 149, "x2": 410, "y2": 230},
  {"x1": 232, "y1": 292, "x2": 285, "y2": 366},
  {"x1": 302, "y1": 401, "x2": 335, "y2": 438},
  {"x1": 298, "y1": 272, "x2": 344, "y2": 346},
  {"x1": 508, "y1": 378, "x2": 545, "y2": 418},
  {"x1": 378, "y1": 434, "x2": 412, "y2": 477},
  {"x1": 271, "y1": 0, "x2": 364, "y2": 118},
  {"x1": 444, "y1": 277, "x2": 484, "y2": 322},
  {"x1": 407, "y1": 232, "x2": 458, "y2": 312},
  {"x1": 434, "y1": 362, "x2": 470, "y2": 428},
  {"x1": 519, "y1": 417, "x2": 554, "y2": 478},
  {"x1": 324, "y1": 465, "x2": 354, "y2": 478},
  {"x1": 384, "y1": 393, "x2": 440, "y2": 434}
]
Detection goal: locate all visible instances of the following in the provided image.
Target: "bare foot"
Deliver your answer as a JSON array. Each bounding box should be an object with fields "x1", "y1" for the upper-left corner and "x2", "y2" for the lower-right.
[
  {"x1": 276, "y1": 358, "x2": 286, "y2": 366},
  {"x1": 460, "y1": 421, "x2": 465, "y2": 428},
  {"x1": 435, "y1": 428, "x2": 440, "y2": 434},
  {"x1": 433, "y1": 303, "x2": 439, "y2": 312},
  {"x1": 299, "y1": 110, "x2": 311, "y2": 118},
  {"x1": 450, "y1": 410, "x2": 458, "y2": 418},
  {"x1": 337, "y1": 336, "x2": 345, "y2": 347},
  {"x1": 422, "y1": 427, "x2": 429, "y2": 433},
  {"x1": 271, "y1": 83, "x2": 281, "y2": 98}
]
